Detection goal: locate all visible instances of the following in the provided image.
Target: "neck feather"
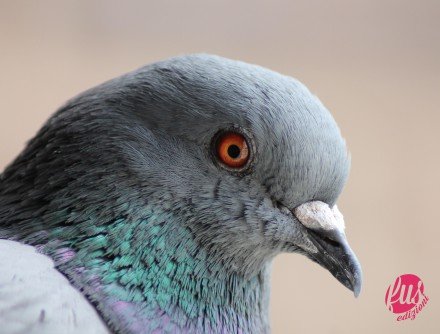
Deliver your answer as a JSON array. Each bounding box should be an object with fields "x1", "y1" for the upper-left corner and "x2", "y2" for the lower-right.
[{"x1": 43, "y1": 212, "x2": 271, "y2": 333}]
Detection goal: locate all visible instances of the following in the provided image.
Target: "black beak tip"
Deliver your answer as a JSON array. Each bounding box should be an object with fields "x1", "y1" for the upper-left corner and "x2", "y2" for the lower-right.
[
  {"x1": 307, "y1": 230, "x2": 363, "y2": 298},
  {"x1": 353, "y1": 271, "x2": 362, "y2": 298},
  {"x1": 338, "y1": 254, "x2": 362, "y2": 298}
]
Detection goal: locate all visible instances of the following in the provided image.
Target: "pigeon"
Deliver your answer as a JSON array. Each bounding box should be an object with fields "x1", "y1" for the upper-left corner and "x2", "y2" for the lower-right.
[{"x1": 0, "y1": 54, "x2": 362, "y2": 334}]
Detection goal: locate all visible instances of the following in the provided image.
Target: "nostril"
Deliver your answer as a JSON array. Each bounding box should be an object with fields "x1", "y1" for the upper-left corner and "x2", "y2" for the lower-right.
[
  {"x1": 309, "y1": 230, "x2": 341, "y2": 248},
  {"x1": 322, "y1": 235, "x2": 340, "y2": 248}
]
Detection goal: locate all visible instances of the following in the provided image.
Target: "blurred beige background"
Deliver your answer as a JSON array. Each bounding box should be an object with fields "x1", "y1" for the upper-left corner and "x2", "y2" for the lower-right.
[{"x1": 0, "y1": 1, "x2": 439, "y2": 333}]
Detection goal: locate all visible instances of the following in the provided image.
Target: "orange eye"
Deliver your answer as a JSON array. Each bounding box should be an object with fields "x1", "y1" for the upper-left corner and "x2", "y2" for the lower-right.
[{"x1": 216, "y1": 132, "x2": 250, "y2": 168}]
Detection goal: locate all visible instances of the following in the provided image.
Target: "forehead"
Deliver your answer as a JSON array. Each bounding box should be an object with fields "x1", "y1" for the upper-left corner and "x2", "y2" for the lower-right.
[{"x1": 132, "y1": 55, "x2": 324, "y2": 137}]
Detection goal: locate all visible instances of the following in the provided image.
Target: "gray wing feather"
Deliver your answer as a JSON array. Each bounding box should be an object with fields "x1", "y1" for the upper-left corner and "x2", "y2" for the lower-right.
[{"x1": 0, "y1": 240, "x2": 109, "y2": 334}]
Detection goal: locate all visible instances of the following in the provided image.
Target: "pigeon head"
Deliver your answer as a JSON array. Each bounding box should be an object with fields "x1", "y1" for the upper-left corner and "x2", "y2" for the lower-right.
[
  {"x1": 110, "y1": 54, "x2": 359, "y2": 287},
  {"x1": 0, "y1": 54, "x2": 361, "y2": 332}
]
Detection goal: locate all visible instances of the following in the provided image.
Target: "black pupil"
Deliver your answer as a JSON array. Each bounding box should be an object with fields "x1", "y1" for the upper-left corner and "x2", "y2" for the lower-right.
[{"x1": 227, "y1": 144, "x2": 241, "y2": 159}]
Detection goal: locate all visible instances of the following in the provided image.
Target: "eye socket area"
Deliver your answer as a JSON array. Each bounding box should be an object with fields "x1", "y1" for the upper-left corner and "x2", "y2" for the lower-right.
[{"x1": 215, "y1": 132, "x2": 250, "y2": 169}]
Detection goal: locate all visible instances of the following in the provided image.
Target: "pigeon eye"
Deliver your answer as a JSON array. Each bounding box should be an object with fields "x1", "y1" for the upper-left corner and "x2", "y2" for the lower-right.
[{"x1": 215, "y1": 132, "x2": 250, "y2": 168}]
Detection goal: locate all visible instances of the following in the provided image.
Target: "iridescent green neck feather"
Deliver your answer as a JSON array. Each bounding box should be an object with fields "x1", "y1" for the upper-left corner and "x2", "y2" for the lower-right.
[{"x1": 39, "y1": 208, "x2": 271, "y2": 333}]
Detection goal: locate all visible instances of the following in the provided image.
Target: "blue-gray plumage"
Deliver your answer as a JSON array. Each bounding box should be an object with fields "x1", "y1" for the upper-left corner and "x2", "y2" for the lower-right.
[{"x1": 0, "y1": 54, "x2": 361, "y2": 333}]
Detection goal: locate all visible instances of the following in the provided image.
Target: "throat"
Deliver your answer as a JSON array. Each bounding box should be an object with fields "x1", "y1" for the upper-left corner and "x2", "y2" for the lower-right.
[
  {"x1": 50, "y1": 218, "x2": 272, "y2": 334},
  {"x1": 99, "y1": 262, "x2": 271, "y2": 333}
]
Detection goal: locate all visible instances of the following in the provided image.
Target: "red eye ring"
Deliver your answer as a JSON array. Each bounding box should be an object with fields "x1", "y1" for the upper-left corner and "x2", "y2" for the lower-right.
[{"x1": 215, "y1": 132, "x2": 250, "y2": 168}]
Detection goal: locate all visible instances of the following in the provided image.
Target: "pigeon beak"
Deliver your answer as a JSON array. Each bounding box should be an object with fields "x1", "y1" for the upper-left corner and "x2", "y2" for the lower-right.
[{"x1": 294, "y1": 201, "x2": 363, "y2": 297}]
